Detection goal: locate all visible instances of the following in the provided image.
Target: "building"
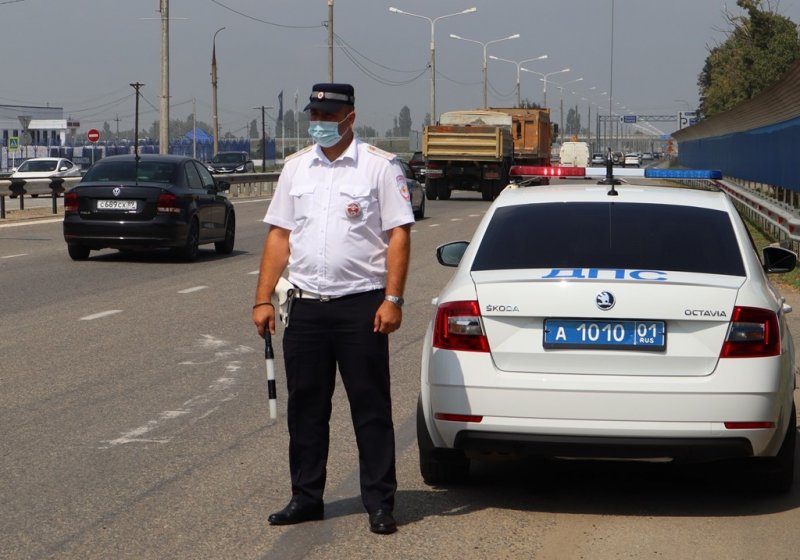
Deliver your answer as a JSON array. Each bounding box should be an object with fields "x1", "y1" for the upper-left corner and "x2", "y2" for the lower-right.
[{"x1": 0, "y1": 104, "x2": 75, "y2": 148}]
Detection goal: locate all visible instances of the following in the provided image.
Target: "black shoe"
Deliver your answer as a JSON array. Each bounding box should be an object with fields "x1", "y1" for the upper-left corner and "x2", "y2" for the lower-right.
[
  {"x1": 268, "y1": 499, "x2": 324, "y2": 525},
  {"x1": 368, "y1": 509, "x2": 397, "y2": 534}
]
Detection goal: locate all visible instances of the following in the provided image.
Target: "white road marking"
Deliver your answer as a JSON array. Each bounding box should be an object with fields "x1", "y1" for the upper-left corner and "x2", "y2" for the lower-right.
[
  {"x1": 1, "y1": 253, "x2": 28, "y2": 259},
  {"x1": 178, "y1": 286, "x2": 208, "y2": 294},
  {"x1": 101, "y1": 335, "x2": 256, "y2": 448},
  {"x1": 468, "y1": 214, "x2": 482, "y2": 217},
  {"x1": 0, "y1": 217, "x2": 63, "y2": 229},
  {"x1": 248, "y1": 270, "x2": 259, "y2": 275},
  {"x1": 80, "y1": 310, "x2": 123, "y2": 321},
  {"x1": 450, "y1": 218, "x2": 463, "y2": 222},
  {"x1": 429, "y1": 223, "x2": 441, "y2": 228}
]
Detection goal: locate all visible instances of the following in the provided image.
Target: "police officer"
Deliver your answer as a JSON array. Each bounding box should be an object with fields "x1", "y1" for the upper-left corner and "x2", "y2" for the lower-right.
[{"x1": 252, "y1": 83, "x2": 413, "y2": 535}]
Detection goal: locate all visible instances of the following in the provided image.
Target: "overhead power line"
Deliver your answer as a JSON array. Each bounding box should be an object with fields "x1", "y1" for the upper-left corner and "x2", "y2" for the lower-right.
[{"x1": 209, "y1": 0, "x2": 323, "y2": 29}]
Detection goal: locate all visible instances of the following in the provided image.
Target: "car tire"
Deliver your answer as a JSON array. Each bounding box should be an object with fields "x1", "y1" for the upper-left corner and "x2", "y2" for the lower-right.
[
  {"x1": 417, "y1": 396, "x2": 470, "y2": 485},
  {"x1": 425, "y1": 181, "x2": 438, "y2": 201},
  {"x1": 748, "y1": 404, "x2": 796, "y2": 494},
  {"x1": 414, "y1": 196, "x2": 425, "y2": 220},
  {"x1": 174, "y1": 218, "x2": 200, "y2": 262},
  {"x1": 215, "y1": 212, "x2": 236, "y2": 254},
  {"x1": 481, "y1": 182, "x2": 494, "y2": 202},
  {"x1": 67, "y1": 243, "x2": 90, "y2": 261}
]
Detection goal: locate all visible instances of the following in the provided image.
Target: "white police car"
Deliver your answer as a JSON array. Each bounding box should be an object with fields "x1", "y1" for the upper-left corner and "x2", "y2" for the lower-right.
[{"x1": 418, "y1": 165, "x2": 798, "y2": 492}]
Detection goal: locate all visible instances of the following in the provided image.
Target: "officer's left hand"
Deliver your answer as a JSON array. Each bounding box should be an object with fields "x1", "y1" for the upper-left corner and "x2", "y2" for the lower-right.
[{"x1": 374, "y1": 301, "x2": 402, "y2": 334}]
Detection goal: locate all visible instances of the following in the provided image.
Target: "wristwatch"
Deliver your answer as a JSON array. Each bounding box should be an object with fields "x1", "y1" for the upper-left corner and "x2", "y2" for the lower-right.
[{"x1": 384, "y1": 295, "x2": 404, "y2": 308}]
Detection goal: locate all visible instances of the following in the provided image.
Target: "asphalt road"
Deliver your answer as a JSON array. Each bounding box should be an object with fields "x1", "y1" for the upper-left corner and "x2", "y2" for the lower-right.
[{"x1": 2, "y1": 191, "x2": 800, "y2": 560}]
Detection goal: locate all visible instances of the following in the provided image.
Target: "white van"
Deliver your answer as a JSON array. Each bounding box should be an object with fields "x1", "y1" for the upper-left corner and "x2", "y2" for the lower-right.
[{"x1": 559, "y1": 142, "x2": 590, "y2": 167}]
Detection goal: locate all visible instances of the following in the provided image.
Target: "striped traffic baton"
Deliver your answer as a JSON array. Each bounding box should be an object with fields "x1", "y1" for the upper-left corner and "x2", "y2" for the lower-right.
[{"x1": 264, "y1": 331, "x2": 277, "y2": 419}]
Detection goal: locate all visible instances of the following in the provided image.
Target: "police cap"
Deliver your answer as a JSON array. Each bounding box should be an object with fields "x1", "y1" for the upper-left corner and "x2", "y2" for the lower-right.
[{"x1": 304, "y1": 83, "x2": 355, "y2": 114}]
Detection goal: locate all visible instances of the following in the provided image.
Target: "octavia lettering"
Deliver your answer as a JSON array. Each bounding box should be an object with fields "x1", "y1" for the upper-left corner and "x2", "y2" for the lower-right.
[{"x1": 684, "y1": 309, "x2": 728, "y2": 317}]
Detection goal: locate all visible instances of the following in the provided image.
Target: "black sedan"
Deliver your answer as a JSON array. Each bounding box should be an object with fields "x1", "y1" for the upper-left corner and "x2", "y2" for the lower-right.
[
  {"x1": 63, "y1": 154, "x2": 236, "y2": 262},
  {"x1": 205, "y1": 151, "x2": 255, "y2": 174}
]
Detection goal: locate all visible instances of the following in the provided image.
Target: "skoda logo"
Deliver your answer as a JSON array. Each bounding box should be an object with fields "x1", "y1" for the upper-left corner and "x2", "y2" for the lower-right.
[
  {"x1": 596, "y1": 291, "x2": 615, "y2": 310},
  {"x1": 112, "y1": 187, "x2": 121, "y2": 197}
]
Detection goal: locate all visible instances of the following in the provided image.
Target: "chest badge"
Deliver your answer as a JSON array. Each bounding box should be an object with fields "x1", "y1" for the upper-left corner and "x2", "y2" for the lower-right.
[{"x1": 345, "y1": 201, "x2": 362, "y2": 218}]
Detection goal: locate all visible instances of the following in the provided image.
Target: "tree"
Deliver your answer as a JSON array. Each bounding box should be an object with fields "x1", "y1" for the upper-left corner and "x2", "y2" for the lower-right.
[
  {"x1": 398, "y1": 106, "x2": 412, "y2": 136},
  {"x1": 698, "y1": 0, "x2": 800, "y2": 116},
  {"x1": 565, "y1": 108, "x2": 581, "y2": 137},
  {"x1": 249, "y1": 119, "x2": 258, "y2": 139}
]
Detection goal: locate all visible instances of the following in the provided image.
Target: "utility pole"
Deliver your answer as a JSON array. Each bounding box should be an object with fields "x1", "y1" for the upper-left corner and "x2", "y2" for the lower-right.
[
  {"x1": 327, "y1": 0, "x2": 334, "y2": 81},
  {"x1": 254, "y1": 106, "x2": 273, "y2": 171},
  {"x1": 130, "y1": 82, "x2": 144, "y2": 157},
  {"x1": 212, "y1": 27, "x2": 225, "y2": 156},
  {"x1": 114, "y1": 113, "x2": 120, "y2": 142},
  {"x1": 159, "y1": 0, "x2": 169, "y2": 154},
  {"x1": 192, "y1": 97, "x2": 197, "y2": 159}
]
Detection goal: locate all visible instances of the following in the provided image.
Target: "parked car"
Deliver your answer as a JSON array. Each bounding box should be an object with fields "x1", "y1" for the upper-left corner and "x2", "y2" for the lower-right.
[
  {"x1": 398, "y1": 158, "x2": 425, "y2": 219},
  {"x1": 624, "y1": 153, "x2": 641, "y2": 167},
  {"x1": 63, "y1": 154, "x2": 235, "y2": 262},
  {"x1": 418, "y1": 165, "x2": 797, "y2": 493},
  {"x1": 206, "y1": 151, "x2": 255, "y2": 173},
  {"x1": 10, "y1": 157, "x2": 81, "y2": 197},
  {"x1": 408, "y1": 150, "x2": 426, "y2": 182},
  {"x1": 590, "y1": 152, "x2": 607, "y2": 166}
]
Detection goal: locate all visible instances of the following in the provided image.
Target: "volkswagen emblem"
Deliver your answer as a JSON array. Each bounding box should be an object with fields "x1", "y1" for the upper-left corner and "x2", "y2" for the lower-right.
[
  {"x1": 596, "y1": 291, "x2": 615, "y2": 310},
  {"x1": 112, "y1": 187, "x2": 121, "y2": 197}
]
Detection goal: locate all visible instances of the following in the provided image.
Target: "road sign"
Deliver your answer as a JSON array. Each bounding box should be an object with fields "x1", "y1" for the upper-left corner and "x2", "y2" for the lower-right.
[
  {"x1": 622, "y1": 115, "x2": 637, "y2": 124},
  {"x1": 8, "y1": 136, "x2": 19, "y2": 152},
  {"x1": 87, "y1": 129, "x2": 100, "y2": 143},
  {"x1": 678, "y1": 111, "x2": 698, "y2": 129}
]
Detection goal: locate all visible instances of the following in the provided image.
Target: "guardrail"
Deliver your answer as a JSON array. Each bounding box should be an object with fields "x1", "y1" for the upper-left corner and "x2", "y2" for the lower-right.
[{"x1": 0, "y1": 172, "x2": 280, "y2": 219}]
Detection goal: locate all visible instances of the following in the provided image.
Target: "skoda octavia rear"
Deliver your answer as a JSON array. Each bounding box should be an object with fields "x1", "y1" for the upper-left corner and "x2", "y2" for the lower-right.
[{"x1": 418, "y1": 173, "x2": 797, "y2": 493}]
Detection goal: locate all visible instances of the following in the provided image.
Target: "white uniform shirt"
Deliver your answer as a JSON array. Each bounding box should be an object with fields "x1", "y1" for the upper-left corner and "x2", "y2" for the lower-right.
[{"x1": 264, "y1": 137, "x2": 415, "y2": 297}]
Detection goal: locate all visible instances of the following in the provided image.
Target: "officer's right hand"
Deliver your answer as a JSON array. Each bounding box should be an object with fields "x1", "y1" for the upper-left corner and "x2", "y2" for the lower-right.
[{"x1": 253, "y1": 303, "x2": 276, "y2": 337}]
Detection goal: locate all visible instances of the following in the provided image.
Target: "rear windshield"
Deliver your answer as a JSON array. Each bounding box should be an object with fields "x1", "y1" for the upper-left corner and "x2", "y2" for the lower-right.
[
  {"x1": 472, "y1": 202, "x2": 745, "y2": 276},
  {"x1": 82, "y1": 161, "x2": 178, "y2": 183}
]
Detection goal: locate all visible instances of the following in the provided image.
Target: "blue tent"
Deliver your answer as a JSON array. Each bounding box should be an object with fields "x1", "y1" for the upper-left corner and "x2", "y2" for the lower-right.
[{"x1": 185, "y1": 128, "x2": 212, "y2": 143}]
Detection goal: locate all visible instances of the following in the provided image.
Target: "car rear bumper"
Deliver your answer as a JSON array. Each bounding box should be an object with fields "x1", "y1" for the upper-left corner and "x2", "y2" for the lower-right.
[{"x1": 63, "y1": 216, "x2": 188, "y2": 249}]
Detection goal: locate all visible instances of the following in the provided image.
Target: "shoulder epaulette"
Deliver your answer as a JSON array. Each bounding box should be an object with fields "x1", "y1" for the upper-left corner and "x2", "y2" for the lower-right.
[
  {"x1": 284, "y1": 144, "x2": 314, "y2": 162},
  {"x1": 366, "y1": 144, "x2": 396, "y2": 161}
]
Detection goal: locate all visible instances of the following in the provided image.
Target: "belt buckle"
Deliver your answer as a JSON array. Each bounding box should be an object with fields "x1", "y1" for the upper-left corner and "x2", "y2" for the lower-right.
[{"x1": 319, "y1": 295, "x2": 331, "y2": 302}]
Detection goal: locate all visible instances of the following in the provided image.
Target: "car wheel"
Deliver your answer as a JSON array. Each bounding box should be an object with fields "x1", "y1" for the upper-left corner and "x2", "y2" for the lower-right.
[
  {"x1": 174, "y1": 218, "x2": 200, "y2": 262},
  {"x1": 67, "y1": 243, "x2": 90, "y2": 261},
  {"x1": 748, "y1": 404, "x2": 796, "y2": 494},
  {"x1": 417, "y1": 396, "x2": 470, "y2": 485},
  {"x1": 425, "y1": 180, "x2": 438, "y2": 201},
  {"x1": 414, "y1": 196, "x2": 425, "y2": 220},
  {"x1": 481, "y1": 182, "x2": 494, "y2": 201},
  {"x1": 215, "y1": 212, "x2": 236, "y2": 254}
]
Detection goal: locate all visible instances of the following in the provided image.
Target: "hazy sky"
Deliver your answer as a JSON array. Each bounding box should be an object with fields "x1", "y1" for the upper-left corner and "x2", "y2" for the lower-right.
[{"x1": 3, "y1": 0, "x2": 800, "y2": 138}]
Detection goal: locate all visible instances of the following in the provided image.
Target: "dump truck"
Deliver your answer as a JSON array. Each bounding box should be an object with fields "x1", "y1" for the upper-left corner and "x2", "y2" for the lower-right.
[
  {"x1": 422, "y1": 110, "x2": 514, "y2": 201},
  {"x1": 422, "y1": 108, "x2": 551, "y2": 201}
]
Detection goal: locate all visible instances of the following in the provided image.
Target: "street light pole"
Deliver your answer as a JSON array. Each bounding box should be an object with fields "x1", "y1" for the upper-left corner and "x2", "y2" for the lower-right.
[
  {"x1": 159, "y1": 0, "x2": 169, "y2": 154},
  {"x1": 450, "y1": 32, "x2": 520, "y2": 109},
  {"x1": 211, "y1": 26, "x2": 225, "y2": 157},
  {"x1": 521, "y1": 67, "x2": 570, "y2": 108},
  {"x1": 488, "y1": 54, "x2": 548, "y2": 107},
  {"x1": 550, "y1": 77, "x2": 583, "y2": 140},
  {"x1": 389, "y1": 6, "x2": 477, "y2": 124}
]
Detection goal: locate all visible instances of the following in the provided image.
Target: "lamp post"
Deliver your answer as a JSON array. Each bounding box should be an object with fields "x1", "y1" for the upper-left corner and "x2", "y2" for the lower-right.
[
  {"x1": 520, "y1": 67, "x2": 569, "y2": 108},
  {"x1": 211, "y1": 26, "x2": 225, "y2": 156},
  {"x1": 488, "y1": 54, "x2": 547, "y2": 107},
  {"x1": 389, "y1": 6, "x2": 477, "y2": 124},
  {"x1": 253, "y1": 106, "x2": 274, "y2": 172},
  {"x1": 450, "y1": 32, "x2": 520, "y2": 109},
  {"x1": 550, "y1": 77, "x2": 583, "y2": 139}
]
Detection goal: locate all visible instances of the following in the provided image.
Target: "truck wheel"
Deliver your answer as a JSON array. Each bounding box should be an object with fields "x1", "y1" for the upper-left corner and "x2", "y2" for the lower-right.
[
  {"x1": 438, "y1": 181, "x2": 451, "y2": 200},
  {"x1": 481, "y1": 183, "x2": 494, "y2": 201},
  {"x1": 425, "y1": 180, "x2": 438, "y2": 201}
]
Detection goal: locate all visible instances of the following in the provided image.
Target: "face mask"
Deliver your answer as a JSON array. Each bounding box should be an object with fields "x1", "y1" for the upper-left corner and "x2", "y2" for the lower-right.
[{"x1": 308, "y1": 113, "x2": 352, "y2": 148}]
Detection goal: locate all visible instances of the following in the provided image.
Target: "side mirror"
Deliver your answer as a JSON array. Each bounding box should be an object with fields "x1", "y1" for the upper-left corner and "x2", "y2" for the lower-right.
[
  {"x1": 216, "y1": 179, "x2": 231, "y2": 192},
  {"x1": 59, "y1": 166, "x2": 69, "y2": 172},
  {"x1": 436, "y1": 241, "x2": 469, "y2": 267},
  {"x1": 763, "y1": 245, "x2": 797, "y2": 273}
]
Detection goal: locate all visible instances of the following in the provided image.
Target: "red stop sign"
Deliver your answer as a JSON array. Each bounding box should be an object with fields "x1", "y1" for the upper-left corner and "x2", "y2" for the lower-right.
[{"x1": 87, "y1": 129, "x2": 100, "y2": 143}]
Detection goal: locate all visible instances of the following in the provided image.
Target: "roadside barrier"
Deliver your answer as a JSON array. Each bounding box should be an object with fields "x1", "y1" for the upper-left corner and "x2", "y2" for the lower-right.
[{"x1": 0, "y1": 172, "x2": 280, "y2": 220}]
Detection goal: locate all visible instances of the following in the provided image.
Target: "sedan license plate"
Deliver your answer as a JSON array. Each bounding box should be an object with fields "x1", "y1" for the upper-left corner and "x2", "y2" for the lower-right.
[
  {"x1": 544, "y1": 319, "x2": 666, "y2": 351},
  {"x1": 97, "y1": 200, "x2": 137, "y2": 211}
]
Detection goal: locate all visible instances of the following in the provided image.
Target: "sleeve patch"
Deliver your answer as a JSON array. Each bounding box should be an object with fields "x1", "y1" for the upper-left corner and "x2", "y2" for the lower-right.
[{"x1": 397, "y1": 175, "x2": 411, "y2": 201}]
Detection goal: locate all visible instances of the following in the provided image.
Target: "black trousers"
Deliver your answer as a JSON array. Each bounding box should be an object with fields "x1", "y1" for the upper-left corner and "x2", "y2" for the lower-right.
[{"x1": 282, "y1": 289, "x2": 396, "y2": 513}]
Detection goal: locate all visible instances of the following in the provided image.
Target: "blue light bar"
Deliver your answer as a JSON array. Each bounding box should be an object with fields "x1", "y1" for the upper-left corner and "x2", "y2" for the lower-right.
[{"x1": 644, "y1": 168, "x2": 722, "y2": 180}]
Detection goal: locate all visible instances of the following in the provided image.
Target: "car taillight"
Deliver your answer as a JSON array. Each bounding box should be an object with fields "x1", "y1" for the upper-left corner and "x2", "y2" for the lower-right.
[
  {"x1": 720, "y1": 306, "x2": 780, "y2": 358},
  {"x1": 426, "y1": 161, "x2": 441, "y2": 169},
  {"x1": 64, "y1": 191, "x2": 79, "y2": 213},
  {"x1": 157, "y1": 192, "x2": 180, "y2": 214},
  {"x1": 433, "y1": 300, "x2": 489, "y2": 352}
]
